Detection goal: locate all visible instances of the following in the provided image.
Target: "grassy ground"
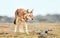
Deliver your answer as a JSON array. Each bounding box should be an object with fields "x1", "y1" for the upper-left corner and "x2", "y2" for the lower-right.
[{"x1": 0, "y1": 22, "x2": 60, "y2": 38}]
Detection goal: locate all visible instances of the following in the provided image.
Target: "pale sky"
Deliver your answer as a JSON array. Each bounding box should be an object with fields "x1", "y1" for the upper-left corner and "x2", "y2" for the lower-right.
[{"x1": 0, "y1": 0, "x2": 60, "y2": 17}]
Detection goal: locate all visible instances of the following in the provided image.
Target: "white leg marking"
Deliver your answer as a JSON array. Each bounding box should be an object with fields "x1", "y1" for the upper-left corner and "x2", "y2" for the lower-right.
[
  {"x1": 25, "y1": 23, "x2": 29, "y2": 34},
  {"x1": 19, "y1": 28, "x2": 24, "y2": 33},
  {"x1": 14, "y1": 25, "x2": 17, "y2": 32}
]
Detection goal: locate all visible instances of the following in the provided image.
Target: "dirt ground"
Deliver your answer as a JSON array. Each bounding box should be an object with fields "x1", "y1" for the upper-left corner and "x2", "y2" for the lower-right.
[{"x1": 0, "y1": 22, "x2": 60, "y2": 38}]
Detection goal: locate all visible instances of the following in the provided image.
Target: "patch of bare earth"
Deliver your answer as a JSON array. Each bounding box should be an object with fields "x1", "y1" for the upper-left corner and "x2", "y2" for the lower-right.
[{"x1": 0, "y1": 22, "x2": 60, "y2": 38}]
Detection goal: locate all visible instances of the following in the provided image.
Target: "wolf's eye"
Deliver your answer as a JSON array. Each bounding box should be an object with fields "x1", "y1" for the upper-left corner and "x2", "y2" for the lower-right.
[{"x1": 29, "y1": 15, "x2": 30, "y2": 16}]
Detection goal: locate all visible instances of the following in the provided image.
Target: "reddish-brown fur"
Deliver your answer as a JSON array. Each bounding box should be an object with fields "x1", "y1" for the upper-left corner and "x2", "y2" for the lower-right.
[
  {"x1": 14, "y1": 8, "x2": 33, "y2": 34},
  {"x1": 14, "y1": 8, "x2": 27, "y2": 24}
]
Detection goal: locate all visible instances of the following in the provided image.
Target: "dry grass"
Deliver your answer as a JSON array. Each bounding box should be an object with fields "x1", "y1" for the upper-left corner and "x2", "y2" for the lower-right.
[{"x1": 0, "y1": 22, "x2": 60, "y2": 38}]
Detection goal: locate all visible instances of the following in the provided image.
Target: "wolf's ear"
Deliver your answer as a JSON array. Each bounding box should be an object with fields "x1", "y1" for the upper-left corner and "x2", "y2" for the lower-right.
[
  {"x1": 30, "y1": 9, "x2": 33, "y2": 13},
  {"x1": 27, "y1": 9, "x2": 29, "y2": 13}
]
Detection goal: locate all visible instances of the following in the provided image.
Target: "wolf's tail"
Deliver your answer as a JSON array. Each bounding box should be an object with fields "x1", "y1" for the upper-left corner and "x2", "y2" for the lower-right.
[{"x1": 14, "y1": 19, "x2": 16, "y2": 24}]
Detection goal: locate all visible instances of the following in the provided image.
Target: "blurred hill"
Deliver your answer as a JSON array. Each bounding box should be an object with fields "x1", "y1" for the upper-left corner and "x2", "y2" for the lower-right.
[
  {"x1": 33, "y1": 14, "x2": 60, "y2": 23},
  {"x1": 0, "y1": 14, "x2": 60, "y2": 23},
  {"x1": 0, "y1": 16, "x2": 14, "y2": 23}
]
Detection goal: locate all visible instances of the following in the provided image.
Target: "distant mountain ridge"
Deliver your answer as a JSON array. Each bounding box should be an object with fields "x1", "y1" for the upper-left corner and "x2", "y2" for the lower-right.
[
  {"x1": 0, "y1": 14, "x2": 60, "y2": 23},
  {"x1": 33, "y1": 14, "x2": 60, "y2": 23},
  {"x1": 0, "y1": 16, "x2": 14, "y2": 23}
]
